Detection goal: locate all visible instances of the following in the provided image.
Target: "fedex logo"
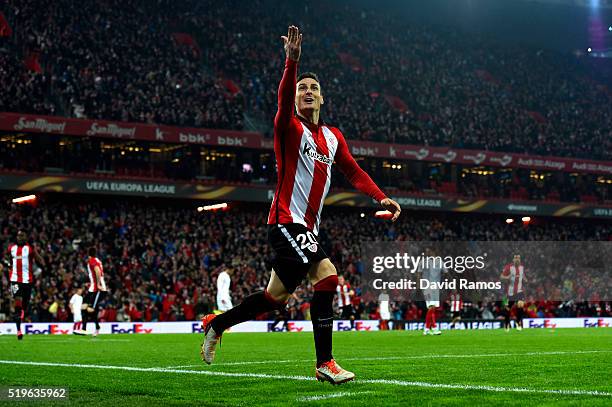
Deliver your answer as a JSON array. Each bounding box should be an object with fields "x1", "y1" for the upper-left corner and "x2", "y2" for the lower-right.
[
  {"x1": 25, "y1": 324, "x2": 70, "y2": 335},
  {"x1": 192, "y1": 322, "x2": 204, "y2": 333},
  {"x1": 584, "y1": 319, "x2": 610, "y2": 328},
  {"x1": 337, "y1": 321, "x2": 371, "y2": 331},
  {"x1": 111, "y1": 323, "x2": 153, "y2": 334},
  {"x1": 528, "y1": 320, "x2": 557, "y2": 329},
  {"x1": 267, "y1": 322, "x2": 304, "y2": 332}
]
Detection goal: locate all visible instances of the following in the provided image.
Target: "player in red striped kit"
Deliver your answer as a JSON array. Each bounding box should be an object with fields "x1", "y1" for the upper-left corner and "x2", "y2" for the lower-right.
[
  {"x1": 75, "y1": 247, "x2": 108, "y2": 336},
  {"x1": 449, "y1": 291, "x2": 463, "y2": 329},
  {"x1": 2, "y1": 230, "x2": 45, "y2": 340},
  {"x1": 500, "y1": 254, "x2": 528, "y2": 331},
  {"x1": 200, "y1": 26, "x2": 401, "y2": 384},
  {"x1": 336, "y1": 275, "x2": 356, "y2": 330}
]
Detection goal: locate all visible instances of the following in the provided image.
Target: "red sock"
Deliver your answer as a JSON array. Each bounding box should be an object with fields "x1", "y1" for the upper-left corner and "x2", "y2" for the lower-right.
[{"x1": 426, "y1": 308, "x2": 437, "y2": 329}]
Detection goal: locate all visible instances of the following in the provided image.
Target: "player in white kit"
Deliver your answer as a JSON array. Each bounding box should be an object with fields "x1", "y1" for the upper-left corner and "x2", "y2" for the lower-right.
[
  {"x1": 216, "y1": 266, "x2": 234, "y2": 312},
  {"x1": 378, "y1": 292, "x2": 391, "y2": 330},
  {"x1": 69, "y1": 287, "x2": 84, "y2": 334}
]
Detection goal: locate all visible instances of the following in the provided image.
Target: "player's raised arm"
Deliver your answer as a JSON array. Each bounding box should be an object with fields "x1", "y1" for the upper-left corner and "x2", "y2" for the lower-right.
[
  {"x1": 275, "y1": 25, "x2": 302, "y2": 130},
  {"x1": 334, "y1": 131, "x2": 401, "y2": 221}
]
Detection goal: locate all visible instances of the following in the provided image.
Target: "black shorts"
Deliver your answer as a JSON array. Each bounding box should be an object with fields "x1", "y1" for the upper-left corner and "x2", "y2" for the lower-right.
[
  {"x1": 84, "y1": 291, "x2": 107, "y2": 310},
  {"x1": 508, "y1": 292, "x2": 525, "y2": 307},
  {"x1": 9, "y1": 282, "x2": 32, "y2": 302},
  {"x1": 267, "y1": 223, "x2": 328, "y2": 294},
  {"x1": 341, "y1": 305, "x2": 354, "y2": 319},
  {"x1": 452, "y1": 311, "x2": 462, "y2": 319}
]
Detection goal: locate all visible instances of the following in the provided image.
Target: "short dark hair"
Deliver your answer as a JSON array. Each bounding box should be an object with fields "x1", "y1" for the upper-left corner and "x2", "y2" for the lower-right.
[
  {"x1": 88, "y1": 247, "x2": 97, "y2": 257},
  {"x1": 297, "y1": 72, "x2": 320, "y2": 84}
]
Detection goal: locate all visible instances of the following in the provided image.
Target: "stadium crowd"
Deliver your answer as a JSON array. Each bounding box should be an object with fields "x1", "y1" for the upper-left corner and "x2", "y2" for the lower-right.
[
  {"x1": 1, "y1": 0, "x2": 610, "y2": 159},
  {"x1": 1, "y1": 197, "x2": 610, "y2": 325}
]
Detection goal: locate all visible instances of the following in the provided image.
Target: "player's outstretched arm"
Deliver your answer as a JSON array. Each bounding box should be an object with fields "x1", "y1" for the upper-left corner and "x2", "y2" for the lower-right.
[{"x1": 275, "y1": 25, "x2": 302, "y2": 130}]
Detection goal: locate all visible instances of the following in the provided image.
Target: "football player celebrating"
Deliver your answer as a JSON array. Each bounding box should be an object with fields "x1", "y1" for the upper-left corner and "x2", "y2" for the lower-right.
[{"x1": 200, "y1": 25, "x2": 400, "y2": 384}]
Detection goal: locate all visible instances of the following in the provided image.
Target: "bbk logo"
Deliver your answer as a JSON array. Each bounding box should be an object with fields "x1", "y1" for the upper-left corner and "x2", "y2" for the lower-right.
[
  {"x1": 528, "y1": 320, "x2": 557, "y2": 329},
  {"x1": 179, "y1": 132, "x2": 208, "y2": 143},
  {"x1": 218, "y1": 136, "x2": 244, "y2": 146},
  {"x1": 155, "y1": 128, "x2": 166, "y2": 141},
  {"x1": 350, "y1": 146, "x2": 377, "y2": 156},
  {"x1": 111, "y1": 323, "x2": 153, "y2": 334},
  {"x1": 584, "y1": 319, "x2": 610, "y2": 328},
  {"x1": 25, "y1": 324, "x2": 70, "y2": 335}
]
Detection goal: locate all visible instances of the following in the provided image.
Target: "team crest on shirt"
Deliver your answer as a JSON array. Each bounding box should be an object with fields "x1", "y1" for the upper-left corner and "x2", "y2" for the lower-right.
[{"x1": 306, "y1": 242, "x2": 318, "y2": 253}]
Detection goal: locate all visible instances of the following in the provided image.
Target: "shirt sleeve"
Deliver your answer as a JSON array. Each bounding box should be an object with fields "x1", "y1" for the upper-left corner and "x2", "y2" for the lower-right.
[
  {"x1": 274, "y1": 58, "x2": 298, "y2": 131},
  {"x1": 333, "y1": 129, "x2": 387, "y2": 203}
]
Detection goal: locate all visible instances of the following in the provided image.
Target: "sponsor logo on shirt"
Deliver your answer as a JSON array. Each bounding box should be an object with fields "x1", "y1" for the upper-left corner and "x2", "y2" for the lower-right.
[{"x1": 302, "y1": 144, "x2": 333, "y2": 165}]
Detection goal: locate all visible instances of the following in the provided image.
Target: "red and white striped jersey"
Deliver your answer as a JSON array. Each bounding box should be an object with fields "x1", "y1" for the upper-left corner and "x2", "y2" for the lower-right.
[
  {"x1": 450, "y1": 293, "x2": 463, "y2": 312},
  {"x1": 503, "y1": 263, "x2": 525, "y2": 296},
  {"x1": 7, "y1": 244, "x2": 34, "y2": 283},
  {"x1": 87, "y1": 256, "x2": 107, "y2": 292},
  {"x1": 268, "y1": 58, "x2": 386, "y2": 235},
  {"x1": 336, "y1": 283, "x2": 352, "y2": 308}
]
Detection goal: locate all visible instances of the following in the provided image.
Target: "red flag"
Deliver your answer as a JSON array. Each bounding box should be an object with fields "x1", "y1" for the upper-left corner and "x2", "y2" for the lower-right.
[
  {"x1": 223, "y1": 79, "x2": 240, "y2": 96},
  {"x1": 0, "y1": 12, "x2": 12, "y2": 37},
  {"x1": 526, "y1": 111, "x2": 547, "y2": 124},
  {"x1": 384, "y1": 94, "x2": 409, "y2": 113},
  {"x1": 24, "y1": 52, "x2": 42, "y2": 73},
  {"x1": 172, "y1": 33, "x2": 201, "y2": 57}
]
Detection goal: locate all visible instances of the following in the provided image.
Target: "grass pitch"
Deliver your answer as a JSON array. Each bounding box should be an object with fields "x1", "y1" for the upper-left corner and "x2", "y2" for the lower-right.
[{"x1": 0, "y1": 329, "x2": 611, "y2": 406}]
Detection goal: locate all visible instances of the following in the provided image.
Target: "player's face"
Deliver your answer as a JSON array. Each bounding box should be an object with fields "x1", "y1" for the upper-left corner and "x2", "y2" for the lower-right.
[
  {"x1": 295, "y1": 78, "x2": 323, "y2": 114},
  {"x1": 513, "y1": 255, "x2": 521, "y2": 265},
  {"x1": 16, "y1": 231, "x2": 26, "y2": 244},
  {"x1": 338, "y1": 276, "x2": 344, "y2": 285}
]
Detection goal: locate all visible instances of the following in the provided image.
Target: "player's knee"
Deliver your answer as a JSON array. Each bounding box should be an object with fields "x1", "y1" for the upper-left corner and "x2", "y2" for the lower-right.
[
  {"x1": 264, "y1": 289, "x2": 289, "y2": 306},
  {"x1": 87, "y1": 307, "x2": 95, "y2": 313},
  {"x1": 320, "y1": 260, "x2": 337, "y2": 277},
  {"x1": 314, "y1": 274, "x2": 338, "y2": 292}
]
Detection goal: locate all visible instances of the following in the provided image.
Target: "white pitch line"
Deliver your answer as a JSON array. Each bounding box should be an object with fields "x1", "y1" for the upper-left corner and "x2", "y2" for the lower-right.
[
  {"x1": 180, "y1": 350, "x2": 612, "y2": 367},
  {"x1": 297, "y1": 391, "x2": 371, "y2": 402},
  {"x1": 0, "y1": 360, "x2": 610, "y2": 397}
]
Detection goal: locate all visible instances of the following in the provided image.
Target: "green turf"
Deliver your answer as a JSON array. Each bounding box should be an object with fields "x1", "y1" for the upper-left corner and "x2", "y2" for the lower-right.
[{"x1": 0, "y1": 329, "x2": 611, "y2": 406}]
